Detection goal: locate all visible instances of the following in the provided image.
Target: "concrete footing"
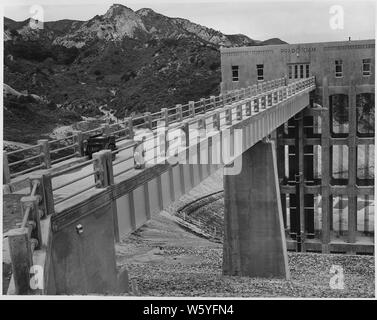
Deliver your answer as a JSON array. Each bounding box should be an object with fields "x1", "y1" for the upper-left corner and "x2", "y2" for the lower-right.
[{"x1": 223, "y1": 140, "x2": 290, "y2": 279}]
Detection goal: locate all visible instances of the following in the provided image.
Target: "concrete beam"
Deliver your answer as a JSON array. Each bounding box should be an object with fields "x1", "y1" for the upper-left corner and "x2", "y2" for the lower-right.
[{"x1": 223, "y1": 140, "x2": 290, "y2": 279}]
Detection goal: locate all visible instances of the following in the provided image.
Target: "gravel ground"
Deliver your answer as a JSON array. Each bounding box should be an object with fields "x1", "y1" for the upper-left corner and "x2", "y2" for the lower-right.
[
  {"x1": 116, "y1": 214, "x2": 374, "y2": 298},
  {"x1": 120, "y1": 242, "x2": 374, "y2": 298}
]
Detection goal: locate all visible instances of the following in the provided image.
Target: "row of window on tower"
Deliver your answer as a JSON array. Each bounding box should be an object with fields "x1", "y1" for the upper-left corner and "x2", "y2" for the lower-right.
[
  {"x1": 231, "y1": 64, "x2": 264, "y2": 82},
  {"x1": 335, "y1": 58, "x2": 371, "y2": 77},
  {"x1": 231, "y1": 59, "x2": 372, "y2": 82},
  {"x1": 288, "y1": 64, "x2": 310, "y2": 79}
]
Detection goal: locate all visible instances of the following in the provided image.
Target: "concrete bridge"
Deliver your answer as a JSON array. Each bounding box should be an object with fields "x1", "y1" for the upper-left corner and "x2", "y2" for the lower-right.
[{"x1": 5, "y1": 77, "x2": 318, "y2": 294}]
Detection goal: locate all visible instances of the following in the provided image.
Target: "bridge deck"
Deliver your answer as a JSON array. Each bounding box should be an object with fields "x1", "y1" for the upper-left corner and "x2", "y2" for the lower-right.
[{"x1": 52, "y1": 77, "x2": 315, "y2": 215}]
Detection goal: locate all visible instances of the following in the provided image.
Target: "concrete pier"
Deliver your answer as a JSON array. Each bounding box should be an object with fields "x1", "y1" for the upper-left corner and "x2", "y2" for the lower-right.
[{"x1": 223, "y1": 140, "x2": 290, "y2": 279}]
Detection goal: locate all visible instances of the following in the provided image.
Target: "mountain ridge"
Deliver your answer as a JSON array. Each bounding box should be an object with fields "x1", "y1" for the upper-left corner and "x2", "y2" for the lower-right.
[
  {"x1": 4, "y1": 4, "x2": 285, "y2": 47},
  {"x1": 3, "y1": 4, "x2": 286, "y2": 143}
]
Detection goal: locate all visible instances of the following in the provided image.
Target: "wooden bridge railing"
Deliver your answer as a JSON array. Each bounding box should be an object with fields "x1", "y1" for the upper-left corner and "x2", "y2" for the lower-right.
[
  {"x1": 3, "y1": 77, "x2": 292, "y2": 183},
  {"x1": 6, "y1": 172, "x2": 54, "y2": 294}
]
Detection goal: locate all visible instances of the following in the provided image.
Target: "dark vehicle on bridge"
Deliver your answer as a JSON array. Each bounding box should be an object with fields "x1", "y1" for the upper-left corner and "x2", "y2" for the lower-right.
[{"x1": 84, "y1": 134, "x2": 118, "y2": 160}]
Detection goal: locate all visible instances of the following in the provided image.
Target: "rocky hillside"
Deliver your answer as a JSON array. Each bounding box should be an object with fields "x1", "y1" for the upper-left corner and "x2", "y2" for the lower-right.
[{"x1": 4, "y1": 4, "x2": 286, "y2": 143}]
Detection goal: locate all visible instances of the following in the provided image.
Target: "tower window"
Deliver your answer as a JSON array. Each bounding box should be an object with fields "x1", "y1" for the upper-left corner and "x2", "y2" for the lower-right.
[
  {"x1": 257, "y1": 64, "x2": 264, "y2": 81},
  {"x1": 232, "y1": 65, "x2": 239, "y2": 81},
  {"x1": 288, "y1": 63, "x2": 309, "y2": 79},
  {"x1": 335, "y1": 60, "x2": 343, "y2": 77},
  {"x1": 363, "y1": 59, "x2": 371, "y2": 76},
  {"x1": 300, "y1": 64, "x2": 304, "y2": 78}
]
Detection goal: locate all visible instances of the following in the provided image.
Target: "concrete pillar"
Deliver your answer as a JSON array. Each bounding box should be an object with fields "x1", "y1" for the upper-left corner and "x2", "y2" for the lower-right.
[
  {"x1": 223, "y1": 140, "x2": 290, "y2": 279},
  {"x1": 321, "y1": 76, "x2": 331, "y2": 253},
  {"x1": 347, "y1": 77, "x2": 357, "y2": 249},
  {"x1": 7, "y1": 227, "x2": 33, "y2": 294}
]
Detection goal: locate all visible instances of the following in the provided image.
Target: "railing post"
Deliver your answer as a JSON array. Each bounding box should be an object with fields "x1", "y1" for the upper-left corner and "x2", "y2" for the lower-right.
[
  {"x1": 161, "y1": 108, "x2": 169, "y2": 127},
  {"x1": 164, "y1": 127, "x2": 170, "y2": 159},
  {"x1": 267, "y1": 93, "x2": 272, "y2": 107},
  {"x1": 254, "y1": 97, "x2": 260, "y2": 112},
  {"x1": 261, "y1": 95, "x2": 267, "y2": 109},
  {"x1": 3, "y1": 151, "x2": 11, "y2": 184},
  {"x1": 134, "y1": 138, "x2": 146, "y2": 170},
  {"x1": 212, "y1": 111, "x2": 220, "y2": 131},
  {"x1": 72, "y1": 131, "x2": 84, "y2": 156},
  {"x1": 236, "y1": 103, "x2": 242, "y2": 120},
  {"x1": 210, "y1": 96, "x2": 216, "y2": 110},
  {"x1": 29, "y1": 171, "x2": 55, "y2": 217},
  {"x1": 198, "y1": 115, "x2": 206, "y2": 139},
  {"x1": 21, "y1": 195, "x2": 42, "y2": 250},
  {"x1": 219, "y1": 93, "x2": 226, "y2": 107},
  {"x1": 7, "y1": 227, "x2": 33, "y2": 294},
  {"x1": 245, "y1": 100, "x2": 252, "y2": 116},
  {"x1": 189, "y1": 101, "x2": 195, "y2": 117},
  {"x1": 259, "y1": 83, "x2": 263, "y2": 93},
  {"x1": 200, "y1": 98, "x2": 206, "y2": 113},
  {"x1": 144, "y1": 112, "x2": 152, "y2": 130},
  {"x1": 101, "y1": 124, "x2": 111, "y2": 137},
  {"x1": 225, "y1": 106, "x2": 233, "y2": 126},
  {"x1": 251, "y1": 85, "x2": 257, "y2": 96},
  {"x1": 124, "y1": 117, "x2": 134, "y2": 139},
  {"x1": 38, "y1": 139, "x2": 51, "y2": 169},
  {"x1": 181, "y1": 120, "x2": 190, "y2": 148},
  {"x1": 93, "y1": 150, "x2": 114, "y2": 188},
  {"x1": 176, "y1": 104, "x2": 183, "y2": 122}
]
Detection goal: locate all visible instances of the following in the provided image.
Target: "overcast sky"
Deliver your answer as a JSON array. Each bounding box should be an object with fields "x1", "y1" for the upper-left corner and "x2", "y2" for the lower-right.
[{"x1": 2, "y1": 0, "x2": 375, "y2": 43}]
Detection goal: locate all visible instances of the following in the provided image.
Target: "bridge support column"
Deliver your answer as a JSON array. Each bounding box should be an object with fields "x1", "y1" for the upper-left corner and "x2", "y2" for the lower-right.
[{"x1": 223, "y1": 140, "x2": 290, "y2": 279}]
